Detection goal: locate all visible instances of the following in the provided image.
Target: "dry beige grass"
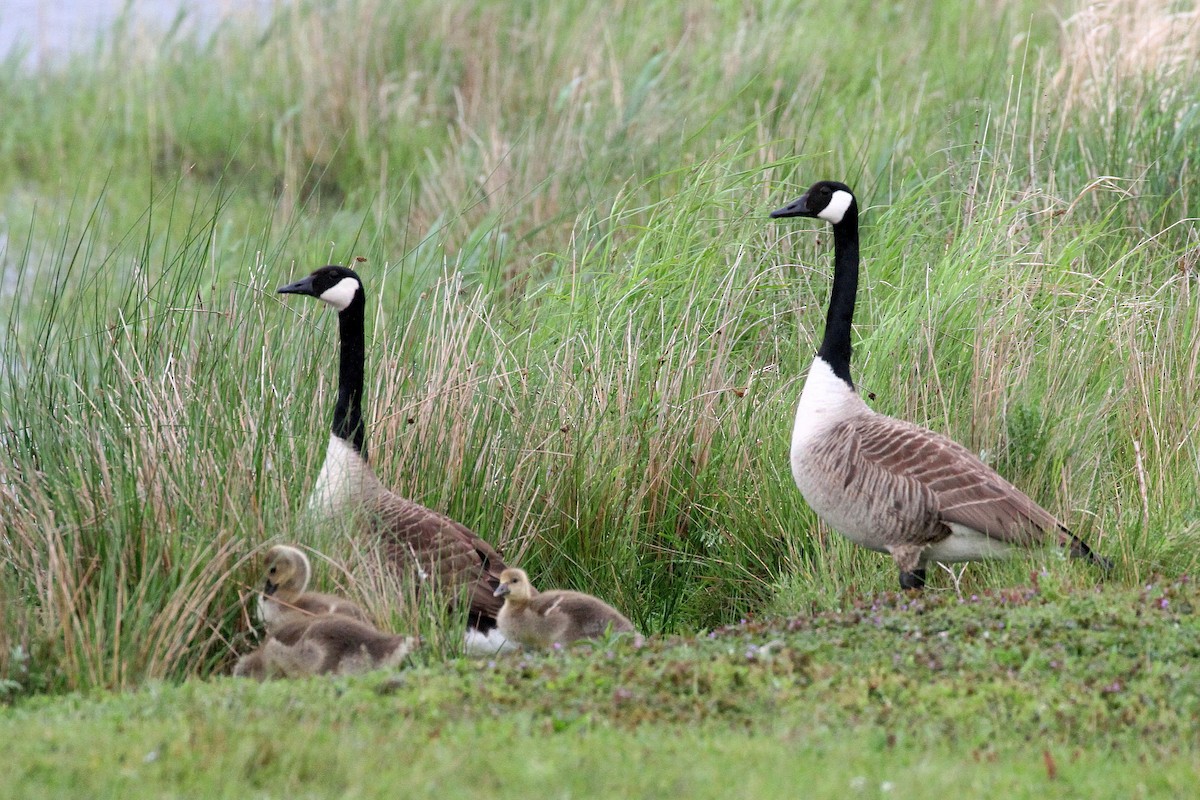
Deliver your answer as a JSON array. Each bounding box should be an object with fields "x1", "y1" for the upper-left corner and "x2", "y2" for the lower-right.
[{"x1": 1053, "y1": 0, "x2": 1200, "y2": 118}]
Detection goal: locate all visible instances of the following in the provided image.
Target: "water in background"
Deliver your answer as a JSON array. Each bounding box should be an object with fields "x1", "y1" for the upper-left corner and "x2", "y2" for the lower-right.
[{"x1": 0, "y1": 0, "x2": 279, "y2": 70}]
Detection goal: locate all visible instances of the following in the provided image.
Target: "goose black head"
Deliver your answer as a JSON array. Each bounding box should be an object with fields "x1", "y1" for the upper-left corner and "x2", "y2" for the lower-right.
[
  {"x1": 277, "y1": 265, "x2": 364, "y2": 312},
  {"x1": 770, "y1": 180, "x2": 857, "y2": 225}
]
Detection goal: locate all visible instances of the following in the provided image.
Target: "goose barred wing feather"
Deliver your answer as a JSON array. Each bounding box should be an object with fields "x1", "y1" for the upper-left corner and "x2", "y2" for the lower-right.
[
  {"x1": 802, "y1": 418, "x2": 946, "y2": 547},
  {"x1": 368, "y1": 492, "x2": 506, "y2": 625},
  {"x1": 851, "y1": 414, "x2": 1063, "y2": 546}
]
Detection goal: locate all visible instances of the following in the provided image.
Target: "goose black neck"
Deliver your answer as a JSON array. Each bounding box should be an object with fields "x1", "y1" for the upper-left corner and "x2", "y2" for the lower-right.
[
  {"x1": 333, "y1": 297, "x2": 368, "y2": 460},
  {"x1": 816, "y1": 215, "x2": 859, "y2": 387}
]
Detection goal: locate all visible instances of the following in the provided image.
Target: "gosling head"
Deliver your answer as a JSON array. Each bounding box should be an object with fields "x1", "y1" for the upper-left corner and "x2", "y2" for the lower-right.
[
  {"x1": 262, "y1": 545, "x2": 312, "y2": 600},
  {"x1": 493, "y1": 568, "x2": 536, "y2": 603},
  {"x1": 770, "y1": 180, "x2": 857, "y2": 226},
  {"x1": 277, "y1": 265, "x2": 364, "y2": 312}
]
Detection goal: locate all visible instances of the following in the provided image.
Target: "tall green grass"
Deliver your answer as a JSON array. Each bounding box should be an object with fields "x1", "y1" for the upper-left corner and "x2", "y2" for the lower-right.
[{"x1": 1, "y1": 0, "x2": 1198, "y2": 696}]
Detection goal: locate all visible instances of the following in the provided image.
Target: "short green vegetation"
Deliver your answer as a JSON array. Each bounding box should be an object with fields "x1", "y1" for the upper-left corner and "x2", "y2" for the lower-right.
[
  {"x1": 1, "y1": 0, "x2": 1198, "y2": 794},
  {"x1": 7, "y1": 579, "x2": 1199, "y2": 797}
]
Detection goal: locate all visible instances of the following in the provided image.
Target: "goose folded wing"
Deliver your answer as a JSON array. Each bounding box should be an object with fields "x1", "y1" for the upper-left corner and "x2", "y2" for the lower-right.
[
  {"x1": 371, "y1": 496, "x2": 506, "y2": 615},
  {"x1": 852, "y1": 415, "x2": 1058, "y2": 546}
]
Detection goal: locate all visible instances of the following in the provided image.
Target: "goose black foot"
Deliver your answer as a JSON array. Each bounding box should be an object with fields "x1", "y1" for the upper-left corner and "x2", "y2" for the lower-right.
[
  {"x1": 1067, "y1": 535, "x2": 1113, "y2": 572},
  {"x1": 898, "y1": 568, "x2": 926, "y2": 591}
]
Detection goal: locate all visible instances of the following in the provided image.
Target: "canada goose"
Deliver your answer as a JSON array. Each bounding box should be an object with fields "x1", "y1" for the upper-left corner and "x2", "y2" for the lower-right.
[
  {"x1": 233, "y1": 615, "x2": 417, "y2": 680},
  {"x1": 277, "y1": 266, "x2": 511, "y2": 653},
  {"x1": 770, "y1": 180, "x2": 1111, "y2": 590},
  {"x1": 256, "y1": 544, "x2": 370, "y2": 632},
  {"x1": 493, "y1": 568, "x2": 636, "y2": 649}
]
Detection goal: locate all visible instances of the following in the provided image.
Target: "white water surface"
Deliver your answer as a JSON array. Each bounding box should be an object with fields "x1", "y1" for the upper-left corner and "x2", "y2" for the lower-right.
[{"x1": 0, "y1": 0, "x2": 281, "y2": 70}]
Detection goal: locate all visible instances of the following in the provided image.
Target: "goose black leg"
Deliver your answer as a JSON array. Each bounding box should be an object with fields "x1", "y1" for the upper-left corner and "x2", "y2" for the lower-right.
[
  {"x1": 898, "y1": 568, "x2": 926, "y2": 591},
  {"x1": 1067, "y1": 534, "x2": 1113, "y2": 572}
]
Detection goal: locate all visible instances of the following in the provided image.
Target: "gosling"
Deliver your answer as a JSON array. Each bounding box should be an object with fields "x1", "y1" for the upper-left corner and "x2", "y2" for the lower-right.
[
  {"x1": 256, "y1": 544, "x2": 370, "y2": 632},
  {"x1": 493, "y1": 568, "x2": 635, "y2": 650},
  {"x1": 234, "y1": 615, "x2": 417, "y2": 680}
]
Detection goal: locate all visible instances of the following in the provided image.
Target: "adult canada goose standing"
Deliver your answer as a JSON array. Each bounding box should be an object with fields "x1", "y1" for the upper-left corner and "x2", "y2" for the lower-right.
[
  {"x1": 493, "y1": 568, "x2": 636, "y2": 649},
  {"x1": 770, "y1": 180, "x2": 1110, "y2": 590},
  {"x1": 277, "y1": 266, "x2": 510, "y2": 652},
  {"x1": 256, "y1": 544, "x2": 370, "y2": 633}
]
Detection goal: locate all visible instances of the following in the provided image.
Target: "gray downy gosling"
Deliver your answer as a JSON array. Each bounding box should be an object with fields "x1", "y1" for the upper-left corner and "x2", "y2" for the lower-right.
[
  {"x1": 493, "y1": 568, "x2": 635, "y2": 650},
  {"x1": 234, "y1": 615, "x2": 417, "y2": 679},
  {"x1": 256, "y1": 544, "x2": 370, "y2": 633}
]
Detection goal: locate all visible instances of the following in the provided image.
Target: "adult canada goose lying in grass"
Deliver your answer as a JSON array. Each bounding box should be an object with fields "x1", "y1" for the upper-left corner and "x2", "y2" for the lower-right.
[
  {"x1": 233, "y1": 615, "x2": 417, "y2": 680},
  {"x1": 277, "y1": 266, "x2": 511, "y2": 654},
  {"x1": 769, "y1": 180, "x2": 1111, "y2": 590},
  {"x1": 256, "y1": 544, "x2": 370, "y2": 632},
  {"x1": 493, "y1": 568, "x2": 636, "y2": 649}
]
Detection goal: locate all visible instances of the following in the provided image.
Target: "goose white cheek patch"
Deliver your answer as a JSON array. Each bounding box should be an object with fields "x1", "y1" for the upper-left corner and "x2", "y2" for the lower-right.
[
  {"x1": 320, "y1": 277, "x2": 360, "y2": 310},
  {"x1": 818, "y1": 190, "x2": 854, "y2": 224}
]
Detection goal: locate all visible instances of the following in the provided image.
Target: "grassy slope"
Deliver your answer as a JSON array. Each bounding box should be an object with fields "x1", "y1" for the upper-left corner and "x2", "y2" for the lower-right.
[{"x1": 7, "y1": 578, "x2": 1200, "y2": 797}]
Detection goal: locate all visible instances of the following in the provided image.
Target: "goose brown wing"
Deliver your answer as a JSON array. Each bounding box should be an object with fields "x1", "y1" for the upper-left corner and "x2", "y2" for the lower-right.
[
  {"x1": 851, "y1": 414, "x2": 1061, "y2": 546},
  {"x1": 369, "y1": 492, "x2": 506, "y2": 625}
]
